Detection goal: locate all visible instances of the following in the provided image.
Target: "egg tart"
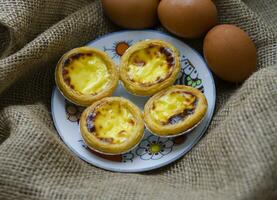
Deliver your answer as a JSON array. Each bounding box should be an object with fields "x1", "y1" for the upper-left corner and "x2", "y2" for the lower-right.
[
  {"x1": 119, "y1": 39, "x2": 180, "y2": 96},
  {"x1": 144, "y1": 85, "x2": 208, "y2": 137},
  {"x1": 80, "y1": 97, "x2": 144, "y2": 155},
  {"x1": 55, "y1": 47, "x2": 119, "y2": 106}
]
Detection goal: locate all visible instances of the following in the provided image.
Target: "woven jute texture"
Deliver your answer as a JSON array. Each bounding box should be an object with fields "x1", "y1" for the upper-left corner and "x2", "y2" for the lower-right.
[{"x1": 0, "y1": 0, "x2": 276, "y2": 199}]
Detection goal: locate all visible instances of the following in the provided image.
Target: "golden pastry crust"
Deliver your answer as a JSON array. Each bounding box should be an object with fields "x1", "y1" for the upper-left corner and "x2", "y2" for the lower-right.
[
  {"x1": 80, "y1": 97, "x2": 145, "y2": 155},
  {"x1": 119, "y1": 39, "x2": 180, "y2": 96},
  {"x1": 55, "y1": 47, "x2": 119, "y2": 106},
  {"x1": 144, "y1": 85, "x2": 208, "y2": 136}
]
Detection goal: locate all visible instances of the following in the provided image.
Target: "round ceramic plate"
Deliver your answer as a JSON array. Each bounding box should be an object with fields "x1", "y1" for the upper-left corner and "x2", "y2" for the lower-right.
[{"x1": 51, "y1": 30, "x2": 216, "y2": 172}]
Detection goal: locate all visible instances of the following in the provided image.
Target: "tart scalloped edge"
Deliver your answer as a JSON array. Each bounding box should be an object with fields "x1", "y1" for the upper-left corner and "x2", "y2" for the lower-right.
[
  {"x1": 55, "y1": 46, "x2": 119, "y2": 106},
  {"x1": 144, "y1": 85, "x2": 208, "y2": 137},
  {"x1": 119, "y1": 39, "x2": 180, "y2": 96},
  {"x1": 80, "y1": 97, "x2": 145, "y2": 155}
]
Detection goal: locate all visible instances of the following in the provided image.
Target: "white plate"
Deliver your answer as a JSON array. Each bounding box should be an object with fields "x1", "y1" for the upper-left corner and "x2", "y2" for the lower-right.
[{"x1": 51, "y1": 30, "x2": 216, "y2": 172}]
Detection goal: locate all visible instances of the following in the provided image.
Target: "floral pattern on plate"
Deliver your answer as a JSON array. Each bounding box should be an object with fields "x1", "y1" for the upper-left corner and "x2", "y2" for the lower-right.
[
  {"x1": 65, "y1": 101, "x2": 84, "y2": 123},
  {"x1": 103, "y1": 40, "x2": 133, "y2": 58},
  {"x1": 175, "y1": 55, "x2": 204, "y2": 93},
  {"x1": 135, "y1": 135, "x2": 173, "y2": 160}
]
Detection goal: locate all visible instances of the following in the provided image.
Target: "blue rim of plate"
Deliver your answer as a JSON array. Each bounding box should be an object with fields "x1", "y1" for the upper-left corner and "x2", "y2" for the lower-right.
[{"x1": 51, "y1": 30, "x2": 216, "y2": 173}]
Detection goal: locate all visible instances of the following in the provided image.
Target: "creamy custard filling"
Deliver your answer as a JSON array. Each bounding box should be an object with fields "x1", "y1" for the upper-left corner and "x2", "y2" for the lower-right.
[
  {"x1": 86, "y1": 102, "x2": 136, "y2": 144},
  {"x1": 62, "y1": 53, "x2": 110, "y2": 95},
  {"x1": 150, "y1": 91, "x2": 196, "y2": 125},
  {"x1": 127, "y1": 45, "x2": 174, "y2": 86}
]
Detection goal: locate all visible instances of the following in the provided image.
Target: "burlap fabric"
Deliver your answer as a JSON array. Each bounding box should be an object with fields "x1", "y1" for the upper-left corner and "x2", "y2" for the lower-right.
[{"x1": 0, "y1": 0, "x2": 276, "y2": 199}]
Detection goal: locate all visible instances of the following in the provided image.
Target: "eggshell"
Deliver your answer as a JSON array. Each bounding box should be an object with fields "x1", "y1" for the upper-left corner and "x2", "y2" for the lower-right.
[
  {"x1": 203, "y1": 24, "x2": 257, "y2": 83},
  {"x1": 101, "y1": 0, "x2": 159, "y2": 29},
  {"x1": 158, "y1": 0, "x2": 218, "y2": 38}
]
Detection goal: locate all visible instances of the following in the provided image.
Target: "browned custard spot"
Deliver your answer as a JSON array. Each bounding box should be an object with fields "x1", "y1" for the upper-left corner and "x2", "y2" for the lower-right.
[
  {"x1": 150, "y1": 91, "x2": 197, "y2": 125},
  {"x1": 127, "y1": 45, "x2": 175, "y2": 86},
  {"x1": 86, "y1": 101, "x2": 136, "y2": 144}
]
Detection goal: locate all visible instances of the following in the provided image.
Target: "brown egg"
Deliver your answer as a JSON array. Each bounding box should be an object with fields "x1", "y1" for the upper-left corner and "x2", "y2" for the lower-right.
[
  {"x1": 158, "y1": 0, "x2": 217, "y2": 38},
  {"x1": 203, "y1": 24, "x2": 257, "y2": 83},
  {"x1": 101, "y1": 0, "x2": 159, "y2": 29}
]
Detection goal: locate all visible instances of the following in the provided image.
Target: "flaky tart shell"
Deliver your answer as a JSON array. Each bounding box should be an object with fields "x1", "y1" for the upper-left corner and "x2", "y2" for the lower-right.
[
  {"x1": 144, "y1": 85, "x2": 208, "y2": 137},
  {"x1": 55, "y1": 47, "x2": 119, "y2": 106},
  {"x1": 119, "y1": 39, "x2": 180, "y2": 96},
  {"x1": 80, "y1": 97, "x2": 145, "y2": 155}
]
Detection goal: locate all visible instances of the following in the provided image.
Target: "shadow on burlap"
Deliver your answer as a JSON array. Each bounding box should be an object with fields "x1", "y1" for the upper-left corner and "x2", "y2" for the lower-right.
[{"x1": 0, "y1": 0, "x2": 276, "y2": 199}]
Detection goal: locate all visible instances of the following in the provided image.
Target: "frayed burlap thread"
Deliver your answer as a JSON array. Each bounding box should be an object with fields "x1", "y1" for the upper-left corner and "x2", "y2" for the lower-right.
[{"x1": 0, "y1": 0, "x2": 276, "y2": 199}]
